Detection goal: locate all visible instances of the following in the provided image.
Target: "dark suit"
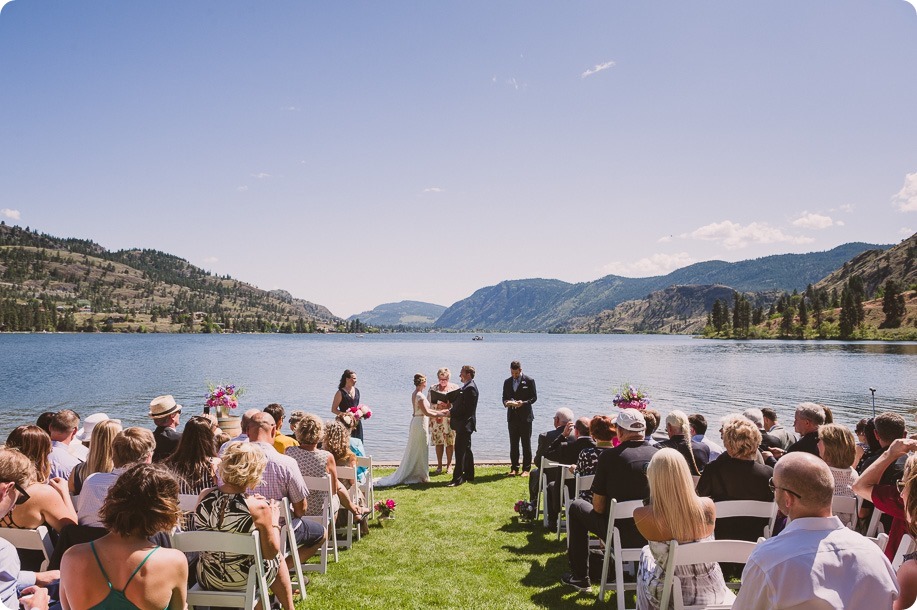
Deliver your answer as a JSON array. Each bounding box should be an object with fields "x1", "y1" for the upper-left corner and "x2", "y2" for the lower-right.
[
  {"x1": 544, "y1": 435, "x2": 596, "y2": 524},
  {"x1": 529, "y1": 426, "x2": 570, "y2": 501},
  {"x1": 502, "y1": 373, "x2": 537, "y2": 472},
  {"x1": 449, "y1": 379, "x2": 478, "y2": 485}
]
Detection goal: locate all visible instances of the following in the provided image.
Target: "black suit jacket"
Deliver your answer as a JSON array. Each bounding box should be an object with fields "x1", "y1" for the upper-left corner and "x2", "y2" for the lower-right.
[
  {"x1": 449, "y1": 379, "x2": 478, "y2": 433},
  {"x1": 545, "y1": 435, "x2": 596, "y2": 466},
  {"x1": 502, "y1": 374, "x2": 537, "y2": 423},
  {"x1": 534, "y1": 426, "x2": 568, "y2": 467}
]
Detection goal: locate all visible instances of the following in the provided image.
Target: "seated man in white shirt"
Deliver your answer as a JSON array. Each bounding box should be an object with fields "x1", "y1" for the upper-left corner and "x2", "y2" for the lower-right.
[
  {"x1": 77, "y1": 427, "x2": 155, "y2": 527},
  {"x1": 733, "y1": 452, "x2": 898, "y2": 610},
  {"x1": 48, "y1": 409, "x2": 86, "y2": 480}
]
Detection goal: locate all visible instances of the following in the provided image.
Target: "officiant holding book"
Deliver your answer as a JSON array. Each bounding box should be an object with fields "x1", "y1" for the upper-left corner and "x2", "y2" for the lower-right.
[{"x1": 502, "y1": 360, "x2": 537, "y2": 476}]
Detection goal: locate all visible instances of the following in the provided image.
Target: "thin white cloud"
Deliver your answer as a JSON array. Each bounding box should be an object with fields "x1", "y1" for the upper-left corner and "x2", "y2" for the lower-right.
[
  {"x1": 581, "y1": 60, "x2": 616, "y2": 79},
  {"x1": 791, "y1": 212, "x2": 839, "y2": 230},
  {"x1": 203, "y1": 256, "x2": 219, "y2": 264},
  {"x1": 893, "y1": 172, "x2": 917, "y2": 212},
  {"x1": 900, "y1": 227, "x2": 915, "y2": 236},
  {"x1": 251, "y1": 172, "x2": 271, "y2": 179},
  {"x1": 423, "y1": 187, "x2": 444, "y2": 194},
  {"x1": 0, "y1": 208, "x2": 20, "y2": 220},
  {"x1": 603, "y1": 252, "x2": 696, "y2": 277},
  {"x1": 281, "y1": 106, "x2": 298, "y2": 111},
  {"x1": 236, "y1": 185, "x2": 249, "y2": 192},
  {"x1": 657, "y1": 235, "x2": 674, "y2": 243},
  {"x1": 684, "y1": 220, "x2": 815, "y2": 250},
  {"x1": 838, "y1": 204, "x2": 854, "y2": 213}
]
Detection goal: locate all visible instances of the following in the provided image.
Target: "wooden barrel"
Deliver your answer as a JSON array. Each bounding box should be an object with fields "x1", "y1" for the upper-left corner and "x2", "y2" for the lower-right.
[{"x1": 217, "y1": 415, "x2": 242, "y2": 437}]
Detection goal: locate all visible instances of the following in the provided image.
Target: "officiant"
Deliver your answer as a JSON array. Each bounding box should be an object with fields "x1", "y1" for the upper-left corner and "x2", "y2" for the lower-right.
[{"x1": 502, "y1": 360, "x2": 537, "y2": 476}]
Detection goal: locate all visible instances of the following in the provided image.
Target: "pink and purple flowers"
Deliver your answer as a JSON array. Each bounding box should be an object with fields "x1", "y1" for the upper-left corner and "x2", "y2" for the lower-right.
[{"x1": 206, "y1": 383, "x2": 244, "y2": 413}]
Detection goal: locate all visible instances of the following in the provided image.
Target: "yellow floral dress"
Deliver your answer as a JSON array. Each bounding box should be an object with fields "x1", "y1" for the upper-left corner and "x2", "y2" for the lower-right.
[{"x1": 428, "y1": 382, "x2": 458, "y2": 446}]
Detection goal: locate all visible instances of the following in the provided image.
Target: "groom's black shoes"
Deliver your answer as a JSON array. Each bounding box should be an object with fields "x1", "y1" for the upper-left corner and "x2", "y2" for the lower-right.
[{"x1": 447, "y1": 479, "x2": 464, "y2": 487}]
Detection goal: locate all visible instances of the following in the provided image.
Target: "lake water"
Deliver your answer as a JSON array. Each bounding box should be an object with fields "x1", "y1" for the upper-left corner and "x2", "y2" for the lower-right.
[{"x1": 1, "y1": 333, "x2": 915, "y2": 460}]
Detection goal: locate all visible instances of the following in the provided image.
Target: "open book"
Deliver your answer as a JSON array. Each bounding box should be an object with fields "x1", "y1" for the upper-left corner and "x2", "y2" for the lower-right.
[{"x1": 430, "y1": 388, "x2": 462, "y2": 404}]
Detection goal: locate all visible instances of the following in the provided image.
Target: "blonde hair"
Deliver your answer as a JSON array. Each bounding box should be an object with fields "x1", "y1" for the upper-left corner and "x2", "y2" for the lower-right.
[
  {"x1": 294, "y1": 413, "x2": 324, "y2": 446},
  {"x1": 818, "y1": 423, "x2": 856, "y2": 469},
  {"x1": 414, "y1": 373, "x2": 426, "y2": 387},
  {"x1": 324, "y1": 421, "x2": 355, "y2": 464},
  {"x1": 647, "y1": 448, "x2": 710, "y2": 541},
  {"x1": 666, "y1": 410, "x2": 699, "y2": 475},
  {"x1": 111, "y1": 427, "x2": 155, "y2": 467},
  {"x1": 83, "y1": 419, "x2": 123, "y2": 478},
  {"x1": 219, "y1": 442, "x2": 267, "y2": 489},
  {"x1": 722, "y1": 417, "x2": 761, "y2": 460},
  {"x1": 437, "y1": 367, "x2": 451, "y2": 380},
  {"x1": 902, "y1": 454, "x2": 917, "y2": 537}
]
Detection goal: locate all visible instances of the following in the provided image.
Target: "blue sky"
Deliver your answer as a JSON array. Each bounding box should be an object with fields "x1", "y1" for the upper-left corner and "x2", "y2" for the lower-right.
[{"x1": 1, "y1": 1, "x2": 916, "y2": 318}]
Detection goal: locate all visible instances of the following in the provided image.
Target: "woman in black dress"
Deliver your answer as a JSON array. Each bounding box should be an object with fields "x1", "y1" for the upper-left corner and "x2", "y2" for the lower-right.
[{"x1": 331, "y1": 369, "x2": 363, "y2": 441}]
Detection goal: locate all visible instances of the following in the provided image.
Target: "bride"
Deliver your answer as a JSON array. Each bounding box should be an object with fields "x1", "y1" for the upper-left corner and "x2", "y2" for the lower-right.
[{"x1": 376, "y1": 373, "x2": 447, "y2": 487}]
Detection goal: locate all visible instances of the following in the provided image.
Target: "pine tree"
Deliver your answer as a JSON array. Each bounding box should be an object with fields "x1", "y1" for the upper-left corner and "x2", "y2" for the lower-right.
[{"x1": 881, "y1": 280, "x2": 907, "y2": 328}]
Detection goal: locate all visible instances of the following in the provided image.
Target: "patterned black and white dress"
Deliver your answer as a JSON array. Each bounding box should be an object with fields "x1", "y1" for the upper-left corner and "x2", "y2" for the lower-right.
[{"x1": 193, "y1": 488, "x2": 280, "y2": 590}]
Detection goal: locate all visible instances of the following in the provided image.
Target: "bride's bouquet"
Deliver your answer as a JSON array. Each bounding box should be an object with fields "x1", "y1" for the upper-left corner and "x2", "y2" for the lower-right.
[{"x1": 349, "y1": 404, "x2": 373, "y2": 420}]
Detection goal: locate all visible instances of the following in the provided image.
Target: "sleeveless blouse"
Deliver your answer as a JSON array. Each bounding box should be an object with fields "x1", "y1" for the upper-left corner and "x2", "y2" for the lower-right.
[
  {"x1": 88, "y1": 542, "x2": 163, "y2": 610},
  {"x1": 337, "y1": 387, "x2": 364, "y2": 441},
  {"x1": 286, "y1": 446, "x2": 334, "y2": 516}
]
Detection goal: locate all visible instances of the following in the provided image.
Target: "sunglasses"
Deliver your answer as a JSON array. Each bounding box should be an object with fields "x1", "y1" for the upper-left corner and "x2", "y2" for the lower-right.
[
  {"x1": 768, "y1": 477, "x2": 802, "y2": 499},
  {"x1": 13, "y1": 482, "x2": 30, "y2": 505}
]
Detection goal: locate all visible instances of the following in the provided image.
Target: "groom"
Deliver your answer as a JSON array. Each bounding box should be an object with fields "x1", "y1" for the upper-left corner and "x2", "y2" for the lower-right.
[{"x1": 447, "y1": 365, "x2": 478, "y2": 487}]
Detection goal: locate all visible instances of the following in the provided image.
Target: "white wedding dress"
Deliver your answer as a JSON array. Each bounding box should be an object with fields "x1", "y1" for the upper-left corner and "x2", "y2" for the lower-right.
[{"x1": 375, "y1": 391, "x2": 431, "y2": 487}]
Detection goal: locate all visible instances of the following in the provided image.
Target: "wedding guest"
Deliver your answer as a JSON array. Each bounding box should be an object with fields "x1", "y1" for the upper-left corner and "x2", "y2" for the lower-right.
[
  {"x1": 2, "y1": 427, "x2": 78, "y2": 569},
  {"x1": 149, "y1": 395, "x2": 183, "y2": 463},
  {"x1": 194, "y1": 443, "x2": 293, "y2": 610},
  {"x1": 893, "y1": 454, "x2": 917, "y2": 610},
  {"x1": 286, "y1": 413, "x2": 366, "y2": 521},
  {"x1": 163, "y1": 416, "x2": 220, "y2": 528},
  {"x1": 73, "y1": 413, "x2": 115, "y2": 450},
  {"x1": 643, "y1": 409, "x2": 662, "y2": 443},
  {"x1": 78, "y1": 427, "x2": 155, "y2": 527},
  {"x1": 658, "y1": 410, "x2": 709, "y2": 476},
  {"x1": 783, "y1": 402, "x2": 825, "y2": 456},
  {"x1": 218, "y1": 408, "x2": 260, "y2": 455},
  {"x1": 688, "y1": 414, "x2": 723, "y2": 460},
  {"x1": 575, "y1": 415, "x2": 615, "y2": 503},
  {"x1": 544, "y1": 418, "x2": 596, "y2": 529},
  {"x1": 502, "y1": 360, "x2": 537, "y2": 477},
  {"x1": 35, "y1": 412, "x2": 55, "y2": 436},
  {"x1": 324, "y1": 420, "x2": 367, "y2": 522},
  {"x1": 528, "y1": 408, "x2": 575, "y2": 504},
  {"x1": 696, "y1": 417, "x2": 773, "y2": 542},
  {"x1": 69, "y1": 419, "x2": 122, "y2": 495},
  {"x1": 0, "y1": 448, "x2": 52, "y2": 610},
  {"x1": 334, "y1": 413, "x2": 367, "y2": 484},
  {"x1": 48, "y1": 410, "x2": 85, "y2": 480},
  {"x1": 428, "y1": 367, "x2": 458, "y2": 475},
  {"x1": 856, "y1": 417, "x2": 882, "y2": 473},
  {"x1": 287, "y1": 410, "x2": 307, "y2": 435},
  {"x1": 264, "y1": 404, "x2": 297, "y2": 454},
  {"x1": 635, "y1": 448, "x2": 732, "y2": 609},
  {"x1": 331, "y1": 369, "x2": 364, "y2": 442},
  {"x1": 817, "y1": 423, "x2": 859, "y2": 525},
  {"x1": 742, "y1": 408, "x2": 782, "y2": 451},
  {"x1": 761, "y1": 407, "x2": 797, "y2": 450},
  {"x1": 60, "y1": 463, "x2": 188, "y2": 610}
]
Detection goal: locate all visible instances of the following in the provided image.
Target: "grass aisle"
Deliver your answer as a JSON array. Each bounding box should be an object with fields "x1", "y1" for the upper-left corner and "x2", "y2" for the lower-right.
[{"x1": 297, "y1": 465, "x2": 608, "y2": 609}]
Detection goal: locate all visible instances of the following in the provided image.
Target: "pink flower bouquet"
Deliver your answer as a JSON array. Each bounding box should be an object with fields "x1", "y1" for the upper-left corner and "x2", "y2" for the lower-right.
[
  {"x1": 206, "y1": 383, "x2": 244, "y2": 417},
  {"x1": 612, "y1": 384, "x2": 649, "y2": 410},
  {"x1": 349, "y1": 404, "x2": 373, "y2": 420},
  {"x1": 374, "y1": 498, "x2": 396, "y2": 518}
]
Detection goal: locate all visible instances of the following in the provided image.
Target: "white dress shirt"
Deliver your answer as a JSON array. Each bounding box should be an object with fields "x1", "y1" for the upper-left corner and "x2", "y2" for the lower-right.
[
  {"x1": 49, "y1": 440, "x2": 83, "y2": 480},
  {"x1": 77, "y1": 467, "x2": 127, "y2": 527},
  {"x1": 693, "y1": 434, "x2": 724, "y2": 460},
  {"x1": 733, "y1": 515, "x2": 898, "y2": 610}
]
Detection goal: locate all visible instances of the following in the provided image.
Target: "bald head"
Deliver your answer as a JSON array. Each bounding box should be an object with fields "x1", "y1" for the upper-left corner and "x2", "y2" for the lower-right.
[
  {"x1": 239, "y1": 408, "x2": 260, "y2": 429},
  {"x1": 246, "y1": 411, "x2": 276, "y2": 442},
  {"x1": 775, "y1": 452, "x2": 834, "y2": 517}
]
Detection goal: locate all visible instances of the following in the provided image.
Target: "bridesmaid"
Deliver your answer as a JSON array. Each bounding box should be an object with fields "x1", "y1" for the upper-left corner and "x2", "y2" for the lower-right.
[{"x1": 331, "y1": 369, "x2": 364, "y2": 442}]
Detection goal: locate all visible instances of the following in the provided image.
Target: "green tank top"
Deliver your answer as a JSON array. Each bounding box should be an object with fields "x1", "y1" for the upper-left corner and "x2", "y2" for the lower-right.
[{"x1": 88, "y1": 542, "x2": 165, "y2": 610}]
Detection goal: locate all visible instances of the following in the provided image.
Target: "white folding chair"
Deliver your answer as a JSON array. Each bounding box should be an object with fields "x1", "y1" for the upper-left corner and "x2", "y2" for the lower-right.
[
  {"x1": 555, "y1": 467, "x2": 576, "y2": 539},
  {"x1": 0, "y1": 526, "x2": 54, "y2": 571},
  {"x1": 870, "y1": 532, "x2": 890, "y2": 552},
  {"x1": 866, "y1": 505, "x2": 887, "y2": 537},
  {"x1": 598, "y1": 499, "x2": 645, "y2": 609},
  {"x1": 301, "y1": 474, "x2": 338, "y2": 572},
  {"x1": 562, "y1": 472, "x2": 594, "y2": 545},
  {"x1": 536, "y1": 457, "x2": 568, "y2": 527},
  {"x1": 692, "y1": 475, "x2": 701, "y2": 487},
  {"x1": 336, "y1": 466, "x2": 362, "y2": 549},
  {"x1": 355, "y1": 455, "x2": 374, "y2": 520},
  {"x1": 280, "y1": 498, "x2": 306, "y2": 600},
  {"x1": 893, "y1": 534, "x2": 917, "y2": 571},
  {"x1": 831, "y1": 495, "x2": 858, "y2": 530},
  {"x1": 713, "y1": 500, "x2": 778, "y2": 539},
  {"x1": 171, "y1": 529, "x2": 271, "y2": 610},
  {"x1": 658, "y1": 539, "x2": 757, "y2": 610}
]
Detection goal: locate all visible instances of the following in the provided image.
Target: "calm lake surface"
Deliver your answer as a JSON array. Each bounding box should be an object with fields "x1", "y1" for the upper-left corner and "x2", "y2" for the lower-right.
[{"x1": 1, "y1": 333, "x2": 915, "y2": 460}]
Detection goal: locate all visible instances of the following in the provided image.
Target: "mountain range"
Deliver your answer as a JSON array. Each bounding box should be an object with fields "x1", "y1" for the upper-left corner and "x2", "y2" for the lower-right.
[
  {"x1": 346, "y1": 300, "x2": 447, "y2": 327},
  {"x1": 434, "y1": 242, "x2": 891, "y2": 331}
]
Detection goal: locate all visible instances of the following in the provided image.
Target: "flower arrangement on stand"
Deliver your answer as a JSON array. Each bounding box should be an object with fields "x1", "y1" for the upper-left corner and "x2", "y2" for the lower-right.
[
  {"x1": 514, "y1": 499, "x2": 537, "y2": 523},
  {"x1": 374, "y1": 498, "x2": 396, "y2": 524},
  {"x1": 612, "y1": 384, "x2": 650, "y2": 410},
  {"x1": 206, "y1": 383, "x2": 244, "y2": 417},
  {"x1": 349, "y1": 404, "x2": 373, "y2": 420}
]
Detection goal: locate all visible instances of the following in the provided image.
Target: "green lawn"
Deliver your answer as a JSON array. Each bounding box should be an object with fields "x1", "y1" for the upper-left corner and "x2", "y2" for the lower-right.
[{"x1": 296, "y1": 466, "x2": 618, "y2": 609}]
